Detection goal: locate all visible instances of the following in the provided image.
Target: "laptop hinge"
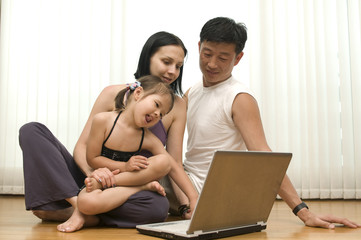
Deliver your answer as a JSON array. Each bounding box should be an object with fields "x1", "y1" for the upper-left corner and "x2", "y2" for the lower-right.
[
  {"x1": 193, "y1": 230, "x2": 203, "y2": 235},
  {"x1": 257, "y1": 221, "x2": 266, "y2": 226}
]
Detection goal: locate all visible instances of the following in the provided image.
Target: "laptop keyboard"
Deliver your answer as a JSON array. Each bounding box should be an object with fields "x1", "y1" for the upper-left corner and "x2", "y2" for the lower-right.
[{"x1": 151, "y1": 220, "x2": 190, "y2": 234}]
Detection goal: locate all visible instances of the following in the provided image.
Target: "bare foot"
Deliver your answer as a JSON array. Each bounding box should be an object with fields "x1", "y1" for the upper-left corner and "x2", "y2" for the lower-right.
[
  {"x1": 32, "y1": 207, "x2": 73, "y2": 222},
  {"x1": 57, "y1": 207, "x2": 99, "y2": 233},
  {"x1": 143, "y1": 181, "x2": 166, "y2": 196},
  {"x1": 85, "y1": 177, "x2": 102, "y2": 192}
]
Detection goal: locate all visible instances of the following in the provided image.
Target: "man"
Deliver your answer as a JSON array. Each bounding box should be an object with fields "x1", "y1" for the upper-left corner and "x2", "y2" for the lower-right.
[{"x1": 173, "y1": 16, "x2": 360, "y2": 229}]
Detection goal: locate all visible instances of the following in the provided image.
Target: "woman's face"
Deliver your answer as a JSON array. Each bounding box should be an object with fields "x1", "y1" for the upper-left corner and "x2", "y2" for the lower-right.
[{"x1": 149, "y1": 45, "x2": 185, "y2": 85}]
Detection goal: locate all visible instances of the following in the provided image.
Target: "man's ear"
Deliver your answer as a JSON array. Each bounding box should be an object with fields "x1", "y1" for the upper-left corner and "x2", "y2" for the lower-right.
[
  {"x1": 133, "y1": 87, "x2": 143, "y2": 101},
  {"x1": 234, "y1": 52, "x2": 244, "y2": 66}
]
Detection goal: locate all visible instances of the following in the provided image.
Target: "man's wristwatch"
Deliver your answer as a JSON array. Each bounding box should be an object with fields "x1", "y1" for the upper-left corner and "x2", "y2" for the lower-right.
[{"x1": 292, "y1": 202, "x2": 309, "y2": 216}]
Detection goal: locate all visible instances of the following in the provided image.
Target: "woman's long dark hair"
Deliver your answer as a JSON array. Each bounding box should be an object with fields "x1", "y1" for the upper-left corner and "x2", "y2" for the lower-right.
[{"x1": 134, "y1": 31, "x2": 187, "y2": 96}]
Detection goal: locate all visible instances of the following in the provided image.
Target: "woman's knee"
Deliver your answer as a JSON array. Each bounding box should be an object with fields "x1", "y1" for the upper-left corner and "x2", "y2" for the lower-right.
[
  {"x1": 144, "y1": 193, "x2": 169, "y2": 222},
  {"x1": 131, "y1": 191, "x2": 169, "y2": 222},
  {"x1": 98, "y1": 191, "x2": 169, "y2": 227},
  {"x1": 19, "y1": 122, "x2": 44, "y2": 143}
]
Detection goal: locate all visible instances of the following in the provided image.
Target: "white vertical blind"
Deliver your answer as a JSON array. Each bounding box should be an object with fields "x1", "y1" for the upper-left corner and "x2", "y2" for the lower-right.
[
  {"x1": 0, "y1": 0, "x2": 117, "y2": 194},
  {"x1": 249, "y1": 0, "x2": 360, "y2": 199},
  {"x1": 338, "y1": 0, "x2": 361, "y2": 199}
]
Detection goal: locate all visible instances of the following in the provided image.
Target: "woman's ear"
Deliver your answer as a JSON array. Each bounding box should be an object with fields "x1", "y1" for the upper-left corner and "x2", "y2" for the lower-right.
[{"x1": 133, "y1": 87, "x2": 143, "y2": 101}]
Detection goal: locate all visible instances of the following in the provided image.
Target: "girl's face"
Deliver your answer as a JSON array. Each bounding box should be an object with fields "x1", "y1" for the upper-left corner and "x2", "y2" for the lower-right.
[
  {"x1": 134, "y1": 92, "x2": 173, "y2": 128},
  {"x1": 149, "y1": 45, "x2": 185, "y2": 85}
]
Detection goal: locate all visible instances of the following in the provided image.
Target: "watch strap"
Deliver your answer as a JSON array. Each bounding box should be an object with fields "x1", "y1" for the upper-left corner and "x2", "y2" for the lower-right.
[{"x1": 293, "y1": 202, "x2": 309, "y2": 216}]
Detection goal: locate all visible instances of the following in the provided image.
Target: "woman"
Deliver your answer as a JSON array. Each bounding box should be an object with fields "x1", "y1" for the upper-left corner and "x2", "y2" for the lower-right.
[{"x1": 19, "y1": 31, "x2": 196, "y2": 232}]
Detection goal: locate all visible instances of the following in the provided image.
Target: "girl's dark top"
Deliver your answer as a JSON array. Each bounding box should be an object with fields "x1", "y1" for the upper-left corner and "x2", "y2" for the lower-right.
[{"x1": 101, "y1": 111, "x2": 145, "y2": 162}]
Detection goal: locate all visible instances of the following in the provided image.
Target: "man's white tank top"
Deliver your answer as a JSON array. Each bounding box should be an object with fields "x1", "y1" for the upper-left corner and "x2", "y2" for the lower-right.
[{"x1": 184, "y1": 76, "x2": 254, "y2": 192}]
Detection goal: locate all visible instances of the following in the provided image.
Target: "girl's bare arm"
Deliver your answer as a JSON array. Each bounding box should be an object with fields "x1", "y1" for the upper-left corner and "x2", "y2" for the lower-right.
[
  {"x1": 73, "y1": 85, "x2": 124, "y2": 176},
  {"x1": 86, "y1": 113, "x2": 128, "y2": 172}
]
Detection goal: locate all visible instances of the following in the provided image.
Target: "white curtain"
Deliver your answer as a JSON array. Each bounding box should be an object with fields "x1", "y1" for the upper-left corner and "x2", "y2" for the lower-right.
[
  {"x1": 249, "y1": 0, "x2": 361, "y2": 199},
  {"x1": 1, "y1": 0, "x2": 360, "y2": 199},
  {"x1": 0, "y1": 0, "x2": 124, "y2": 194}
]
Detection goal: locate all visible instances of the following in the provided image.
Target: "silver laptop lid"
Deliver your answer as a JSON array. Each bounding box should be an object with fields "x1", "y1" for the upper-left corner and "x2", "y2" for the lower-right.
[{"x1": 187, "y1": 150, "x2": 291, "y2": 234}]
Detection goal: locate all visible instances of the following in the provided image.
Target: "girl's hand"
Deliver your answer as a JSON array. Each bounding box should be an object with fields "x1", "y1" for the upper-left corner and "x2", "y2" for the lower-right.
[
  {"x1": 125, "y1": 155, "x2": 149, "y2": 172},
  {"x1": 90, "y1": 167, "x2": 120, "y2": 189}
]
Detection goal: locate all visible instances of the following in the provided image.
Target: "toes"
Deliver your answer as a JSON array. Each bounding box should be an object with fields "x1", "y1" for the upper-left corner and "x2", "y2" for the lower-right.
[
  {"x1": 57, "y1": 223, "x2": 80, "y2": 233},
  {"x1": 57, "y1": 220, "x2": 83, "y2": 233},
  {"x1": 57, "y1": 224, "x2": 66, "y2": 232}
]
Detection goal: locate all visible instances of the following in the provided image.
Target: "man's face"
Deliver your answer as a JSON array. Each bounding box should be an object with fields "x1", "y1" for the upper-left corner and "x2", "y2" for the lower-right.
[{"x1": 198, "y1": 41, "x2": 243, "y2": 87}]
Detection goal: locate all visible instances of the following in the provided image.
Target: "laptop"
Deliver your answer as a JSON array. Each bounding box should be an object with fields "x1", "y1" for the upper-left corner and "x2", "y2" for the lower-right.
[{"x1": 136, "y1": 150, "x2": 292, "y2": 240}]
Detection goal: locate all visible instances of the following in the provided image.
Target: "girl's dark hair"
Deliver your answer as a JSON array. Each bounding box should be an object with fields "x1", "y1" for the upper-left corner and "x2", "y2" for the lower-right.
[
  {"x1": 115, "y1": 75, "x2": 175, "y2": 112},
  {"x1": 134, "y1": 31, "x2": 187, "y2": 96},
  {"x1": 200, "y1": 17, "x2": 247, "y2": 55}
]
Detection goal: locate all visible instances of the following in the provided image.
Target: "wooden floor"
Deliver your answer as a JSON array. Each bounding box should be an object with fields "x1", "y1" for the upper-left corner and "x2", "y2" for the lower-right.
[{"x1": 0, "y1": 195, "x2": 360, "y2": 240}]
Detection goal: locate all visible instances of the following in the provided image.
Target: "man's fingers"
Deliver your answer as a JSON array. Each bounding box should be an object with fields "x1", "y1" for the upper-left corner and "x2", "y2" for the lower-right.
[{"x1": 308, "y1": 215, "x2": 361, "y2": 229}]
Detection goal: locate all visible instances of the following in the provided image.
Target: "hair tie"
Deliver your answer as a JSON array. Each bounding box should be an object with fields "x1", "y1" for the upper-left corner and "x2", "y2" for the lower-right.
[
  {"x1": 126, "y1": 81, "x2": 141, "y2": 91},
  {"x1": 123, "y1": 81, "x2": 141, "y2": 106}
]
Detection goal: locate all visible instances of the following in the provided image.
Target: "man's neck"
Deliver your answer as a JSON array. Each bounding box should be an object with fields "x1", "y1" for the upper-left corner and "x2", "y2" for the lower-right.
[{"x1": 202, "y1": 75, "x2": 232, "y2": 87}]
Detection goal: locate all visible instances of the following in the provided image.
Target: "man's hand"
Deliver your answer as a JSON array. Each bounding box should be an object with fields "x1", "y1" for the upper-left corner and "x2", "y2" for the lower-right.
[{"x1": 298, "y1": 208, "x2": 361, "y2": 229}]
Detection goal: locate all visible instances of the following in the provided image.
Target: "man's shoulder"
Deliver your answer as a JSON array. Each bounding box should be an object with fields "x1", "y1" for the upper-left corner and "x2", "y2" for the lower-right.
[
  {"x1": 227, "y1": 77, "x2": 253, "y2": 96},
  {"x1": 187, "y1": 81, "x2": 203, "y2": 95}
]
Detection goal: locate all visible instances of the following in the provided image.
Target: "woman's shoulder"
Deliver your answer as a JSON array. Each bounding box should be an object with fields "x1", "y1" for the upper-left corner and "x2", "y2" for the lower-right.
[
  {"x1": 93, "y1": 84, "x2": 127, "y2": 112},
  {"x1": 173, "y1": 95, "x2": 186, "y2": 109},
  {"x1": 93, "y1": 111, "x2": 116, "y2": 125},
  {"x1": 101, "y1": 84, "x2": 127, "y2": 96},
  {"x1": 161, "y1": 95, "x2": 186, "y2": 131},
  {"x1": 168, "y1": 95, "x2": 186, "y2": 117}
]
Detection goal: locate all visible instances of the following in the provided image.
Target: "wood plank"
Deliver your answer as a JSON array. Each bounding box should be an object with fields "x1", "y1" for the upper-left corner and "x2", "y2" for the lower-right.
[{"x1": 0, "y1": 195, "x2": 360, "y2": 240}]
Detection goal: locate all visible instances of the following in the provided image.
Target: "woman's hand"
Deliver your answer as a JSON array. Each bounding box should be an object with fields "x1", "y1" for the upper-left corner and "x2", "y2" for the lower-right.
[
  {"x1": 125, "y1": 155, "x2": 149, "y2": 172},
  {"x1": 89, "y1": 167, "x2": 120, "y2": 189}
]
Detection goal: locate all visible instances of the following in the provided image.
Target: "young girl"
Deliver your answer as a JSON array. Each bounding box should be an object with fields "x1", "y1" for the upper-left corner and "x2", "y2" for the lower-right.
[{"x1": 76, "y1": 75, "x2": 197, "y2": 221}]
